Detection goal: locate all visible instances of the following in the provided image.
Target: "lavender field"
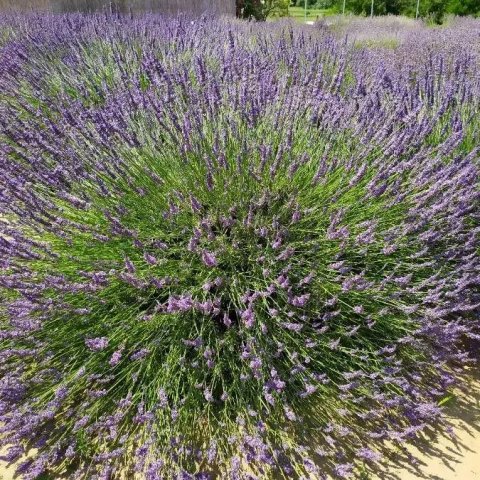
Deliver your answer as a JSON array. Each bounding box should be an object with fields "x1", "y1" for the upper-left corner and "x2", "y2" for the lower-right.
[{"x1": 0, "y1": 12, "x2": 479, "y2": 480}]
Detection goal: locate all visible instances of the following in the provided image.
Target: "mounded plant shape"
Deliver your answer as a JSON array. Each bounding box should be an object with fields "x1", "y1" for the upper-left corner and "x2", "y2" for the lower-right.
[{"x1": 0, "y1": 13, "x2": 479, "y2": 480}]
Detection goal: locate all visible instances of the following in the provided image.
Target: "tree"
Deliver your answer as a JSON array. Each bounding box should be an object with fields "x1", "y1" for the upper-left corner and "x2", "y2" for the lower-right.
[
  {"x1": 263, "y1": 0, "x2": 289, "y2": 18},
  {"x1": 339, "y1": 0, "x2": 479, "y2": 22},
  {"x1": 343, "y1": 0, "x2": 414, "y2": 16},
  {"x1": 236, "y1": 0, "x2": 289, "y2": 20},
  {"x1": 237, "y1": 0, "x2": 261, "y2": 19},
  {"x1": 447, "y1": 0, "x2": 480, "y2": 16}
]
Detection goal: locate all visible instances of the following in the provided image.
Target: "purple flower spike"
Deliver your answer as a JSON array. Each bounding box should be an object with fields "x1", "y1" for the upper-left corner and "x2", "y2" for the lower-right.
[
  {"x1": 144, "y1": 252, "x2": 158, "y2": 265},
  {"x1": 201, "y1": 250, "x2": 218, "y2": 267},
  {"x1": 290, "y1": 294, "x2": 310, "y2": 308},
  {"x1": 85, "y1": 337, "x2": 109, "y2": 352},
  {"x1": 131, "y1": 349, "x2": 150, "y2": 361},
  {"x1": 241, "y1": 308, "x2": 255, "y2": 329},
  {"x1": 109, "y1": 350, "x2": 123, "y2": 366}
]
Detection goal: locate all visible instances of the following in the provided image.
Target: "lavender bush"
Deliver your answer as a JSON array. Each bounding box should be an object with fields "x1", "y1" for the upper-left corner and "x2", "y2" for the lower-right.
[{"x1": 0, "y1": 13, "x2": 479, "y2": 480}]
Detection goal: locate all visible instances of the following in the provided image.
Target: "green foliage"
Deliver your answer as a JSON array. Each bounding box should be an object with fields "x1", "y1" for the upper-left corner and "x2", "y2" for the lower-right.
[
  {"x1": 339, "y1": 0, "x2": 414, "y2": 16},
  {"x1": 334, "y1": 0, "x2": 479, "y2": 21},
  {"x1": 422, "y1": 0, "x2": 448, "y2": 24},
  {"x1": 293, "y1": 0, "x2": 335, "y2": 7},
  {"x1": 447, "y1": 0, "x2": 480, "y2": 16},
  {"x1": 238, "y1": 0, "x2": 289, "y2": 20},
  {"x1": 265, "y1": 0, "x2": 290, "y2": 17}
]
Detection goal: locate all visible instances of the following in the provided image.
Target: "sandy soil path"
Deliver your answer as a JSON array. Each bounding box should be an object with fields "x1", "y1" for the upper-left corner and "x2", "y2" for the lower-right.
[{"x1": 378, "y1": 370, "x2": 480, "y2": 480}]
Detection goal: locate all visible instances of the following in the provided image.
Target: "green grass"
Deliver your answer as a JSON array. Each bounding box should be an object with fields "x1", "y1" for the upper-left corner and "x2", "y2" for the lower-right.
[
  {"x1": 353, "y1": 38, "x2": 400, "y2": 49},
  {"x1": 269, "y1": 6, "x2": 335, "y2": 23}
]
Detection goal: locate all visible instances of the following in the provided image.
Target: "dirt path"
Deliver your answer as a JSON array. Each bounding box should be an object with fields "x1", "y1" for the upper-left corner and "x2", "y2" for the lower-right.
[{"x1": 378, "y1": 370, "x2": 480, "y2": 480}]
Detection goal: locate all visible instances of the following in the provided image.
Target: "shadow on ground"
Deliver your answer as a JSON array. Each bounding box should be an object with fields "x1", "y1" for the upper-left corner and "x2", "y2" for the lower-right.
[{"x1": 374, "y1": 367, "x2": 480, "y2": 480}]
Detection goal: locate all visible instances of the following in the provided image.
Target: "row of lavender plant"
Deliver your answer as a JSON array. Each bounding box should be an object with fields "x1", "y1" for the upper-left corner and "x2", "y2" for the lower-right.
[{"x1": 0, "y1": 12, "x2": 479, "y2": 480}]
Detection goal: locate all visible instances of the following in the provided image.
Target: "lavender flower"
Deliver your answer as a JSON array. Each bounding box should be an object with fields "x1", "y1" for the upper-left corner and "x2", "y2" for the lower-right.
[
  {"x1": 0, "y1": 12, "x2": 478, "y2": 480},
  {"x1": 201, "y1": 250, "x2": 218, "y2": 268},
  {"x1": 85, "y1": 337, "x2": 109, "y2": 352}
]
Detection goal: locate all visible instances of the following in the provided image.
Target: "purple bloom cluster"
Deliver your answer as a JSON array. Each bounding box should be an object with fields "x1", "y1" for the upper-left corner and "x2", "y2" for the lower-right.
[{"x1": 0, "y1": 11, "x2": 479, "y2": 480}]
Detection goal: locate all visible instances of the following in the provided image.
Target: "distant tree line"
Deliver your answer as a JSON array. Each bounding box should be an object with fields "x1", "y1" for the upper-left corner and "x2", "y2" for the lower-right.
[
  {"x1": 236, "y1": 0, "x2": 479, "y2": 21},
  {"x1": 339, "y1": 0, "x2": 478, "y2": 20},
  {"x1": 290, "y1": 0, "x2": 479, "y2": 20}
]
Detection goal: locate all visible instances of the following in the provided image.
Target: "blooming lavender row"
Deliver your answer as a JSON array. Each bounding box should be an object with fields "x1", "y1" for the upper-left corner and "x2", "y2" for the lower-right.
[{"x1": 0, "y1": 12, "x2": 479, "y2": 480}]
